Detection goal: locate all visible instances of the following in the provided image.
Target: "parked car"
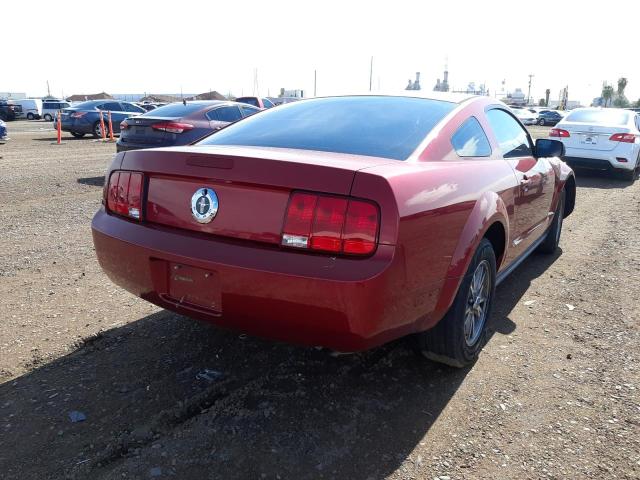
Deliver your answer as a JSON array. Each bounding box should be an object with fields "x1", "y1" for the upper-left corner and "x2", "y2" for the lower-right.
[
  {"x1": 116, "y1": 101, "x2": 260, "y2": 152},
  {"x1": 550, "y1": 107, "x2": 640, "y2": 180},
  {"x1": 536, "y1": 110, "x2": 563, "y2": 126},
  {"x1": 42, "y1": 100, "x2": 71, "y2": 121},
  {"x1": 0, "y1": 101, "x2": 22, "y2": 121},
  {"x1": 511, "y1": 107, "x2": 538, "y2": 125},
  {"x1": 235, "y1": 96, "x2": 275, "y2": 109},
  {"x1": 93, "y1": 93, "x2": 575, "y2": 368},
  {"x1": 268, "y1": 96, "x2": 301, "y2": 106},
  {"x1": 58, "y1": 100, "x2": 146, "y2": 138},
  {"x1": 12, "y1": 99, "x2": 42, "y2": 120},
  {"x1": 0, "y1": 119, "x2": 7, "y2": 140}
]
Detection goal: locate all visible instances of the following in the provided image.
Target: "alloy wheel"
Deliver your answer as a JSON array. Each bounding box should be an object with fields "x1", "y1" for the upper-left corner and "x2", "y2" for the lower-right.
[{"x1": 464, "y1": 260, "x2": 491, "y2": 346}]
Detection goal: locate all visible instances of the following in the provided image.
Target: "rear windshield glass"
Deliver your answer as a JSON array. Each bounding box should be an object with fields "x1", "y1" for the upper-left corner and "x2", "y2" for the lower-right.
[
  {"x1": 198, "y1": 96, "x2": 456, "y2": 160},
  {"x1": 565, "y1": 109, "x2": 629, "y2": 125},
  {"x1": 143, "y1": 103, "x2": 206, "y2": 117}
]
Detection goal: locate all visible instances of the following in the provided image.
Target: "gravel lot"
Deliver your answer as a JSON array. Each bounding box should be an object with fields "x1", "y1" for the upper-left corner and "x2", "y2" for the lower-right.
[{"x1": 0, "y1": 121, "x2": 638, "y2": 479}]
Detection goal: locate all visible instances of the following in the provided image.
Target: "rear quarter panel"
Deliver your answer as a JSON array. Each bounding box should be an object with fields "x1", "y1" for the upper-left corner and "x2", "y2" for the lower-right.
[{"x1": 352, "y1": 97, "x2": 518, "y2": 332}]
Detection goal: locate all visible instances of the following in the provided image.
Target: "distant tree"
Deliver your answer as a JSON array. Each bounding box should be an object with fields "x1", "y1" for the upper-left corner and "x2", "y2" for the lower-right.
[
  {"x1": 545, "y1": 88, "x2": 551, "y2": 107},
  {"x1": 538, "y1": 98, "x2": 546, "y2": 106},
  {"x1": 602, "y1": 84, "x2": 614, "y2": 107},
  {"x1": 635, "y1": 98, "x2": 640, "y2": 108},
  {"x1": 613, "y1": 96, "x2": 630, "y2": 108},
  {"x1": 617, "y1": 77, "x2": 628, "y2": 96},
  {"x1": 613, "y1": 77, "x2": 629, "y2": 107}
]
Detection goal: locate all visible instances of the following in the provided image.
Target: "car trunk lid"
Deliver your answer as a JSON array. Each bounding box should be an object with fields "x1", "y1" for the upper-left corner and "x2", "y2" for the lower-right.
[
  {"x1": 120, "y1": 116, "x2": 177, "y2": 145},
  {"x1": 121, "y1": 146, "x2": 393, "y2": 245},
  {"x1": 560, "y1": 122, "x2": 632, "y2": 151}
]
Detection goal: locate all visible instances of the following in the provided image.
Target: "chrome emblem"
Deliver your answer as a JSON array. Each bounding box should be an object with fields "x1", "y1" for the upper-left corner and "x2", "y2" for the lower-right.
[{"x1": 191, "y1": 188, "x2": 219, "y2": 223}]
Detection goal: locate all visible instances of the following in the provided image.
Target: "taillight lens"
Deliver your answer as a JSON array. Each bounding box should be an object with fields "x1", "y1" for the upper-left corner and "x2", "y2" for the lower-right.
[
  {"x1": 282, "y1": 192, "x2": 379, "y2": 256},
  {"x1": 70, "y1": 111, "x2": 86, "y2": 118},
  {"x1": 106, "y1": 171, "x2": 143, "y2": 220},
  {"x1": 151, "y1": 122, "x2": 194, "y2": 134},
  {"x1": 120, "y1": 120, "x2": 129, "y2": 130},
  {"x1": 609, "y1": 133, "x2": 636, "y2": 143},
  {"x1": 549, "y1": 128, "x2": 570, "y2": 138}
]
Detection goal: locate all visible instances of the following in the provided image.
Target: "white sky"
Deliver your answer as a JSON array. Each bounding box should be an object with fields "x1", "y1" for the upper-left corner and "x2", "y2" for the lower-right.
[{"x1": 4, "y1": 0, "x2": 640, "y2": 105}]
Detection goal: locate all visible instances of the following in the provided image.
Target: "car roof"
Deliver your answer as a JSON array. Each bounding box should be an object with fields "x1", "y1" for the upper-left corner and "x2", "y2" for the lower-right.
[{"x1": 312, "y1": 90, "x2": 477, "y2": 104}]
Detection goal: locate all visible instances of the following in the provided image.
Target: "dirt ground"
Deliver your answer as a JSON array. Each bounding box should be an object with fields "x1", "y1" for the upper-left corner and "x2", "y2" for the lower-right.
[{"x1": 0, "y1": 121, "x2": 638, "y2": 480}]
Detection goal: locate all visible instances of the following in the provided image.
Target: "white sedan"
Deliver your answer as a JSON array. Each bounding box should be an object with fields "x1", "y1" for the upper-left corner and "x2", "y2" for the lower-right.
[
  {"x1": 550, "y1": 108, "x2": 640, "y2": 181},
  {"x1": 511, "y1": 107, "x2": 538, "y2": 125}
]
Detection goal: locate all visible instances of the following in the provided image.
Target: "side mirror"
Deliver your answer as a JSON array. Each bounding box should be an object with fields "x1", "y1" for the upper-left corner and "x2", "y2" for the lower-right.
[{"x1": 535, "y1": 138, "x2": 565, "y2": 158}]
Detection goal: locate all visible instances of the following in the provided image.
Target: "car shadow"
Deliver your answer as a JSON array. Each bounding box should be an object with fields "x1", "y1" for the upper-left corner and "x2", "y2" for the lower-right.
[
  {"x1": 572, "y1": 168, "x2": 635, "y2": 189},
  {"x1": 0, "y1": 251, "x2": 561, "y2": 480},
  {"x1": 77, "y1": 176, "x2": 105, "y2": 187},
  {"x1": 32, "y1": 136, "x2": 93, "y2": 141}
]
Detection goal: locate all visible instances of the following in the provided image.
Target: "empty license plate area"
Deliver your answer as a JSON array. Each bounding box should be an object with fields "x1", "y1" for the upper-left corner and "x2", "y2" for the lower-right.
[{"x1": 167, "y1": 262, "x2": 222, "y2": 313}]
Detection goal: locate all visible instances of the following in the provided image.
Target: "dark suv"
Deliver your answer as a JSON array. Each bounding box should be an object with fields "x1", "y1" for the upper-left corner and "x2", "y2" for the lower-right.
[
  {"x1": 0, "y1": 101, "x2": 22, "y2": 121},
  {"x1": 59, "y1": 100, "x2": 145, "y2": 138}
]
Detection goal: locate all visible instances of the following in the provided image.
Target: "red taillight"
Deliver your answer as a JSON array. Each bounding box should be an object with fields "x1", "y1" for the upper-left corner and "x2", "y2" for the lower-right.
[
  {"x1": 151, "y1": 122, "x2": 194, "y2": 134},
  {"x1": 343, "y1": 201, "x2": 379, "y2": 254},
  {"x1": 106, "y1": 171, "x2": 143, "y2": 220},
  {"x1": 281, "y1": 192, "x2": 379, "y2": 256},
  {"x1": 609, "y1": 133, "x2": 636, "y2": 143},
  {"x1": 549, "y1": 128, "x2": 570, "y2": 138},
  {"x1": 70, "y1": 111, "x2": 86, "y2": 118},
  {"x1": 310, "y1": 197, "x2": 348, "y2": 252},
  {"x1": 120, "y1": 120, "x2": 129, "y2": 130}
]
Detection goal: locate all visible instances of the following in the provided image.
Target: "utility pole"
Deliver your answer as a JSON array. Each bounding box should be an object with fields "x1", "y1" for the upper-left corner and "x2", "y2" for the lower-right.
[
  {"x1": 46, "y1": 80, "x2": 51, "y2": 98},
  {"x1": 369, "y1": 56, "x2": 373, "y2": 91},
  {"x1": 527, "y1": 74, "x2": 534, "y2": 105}
]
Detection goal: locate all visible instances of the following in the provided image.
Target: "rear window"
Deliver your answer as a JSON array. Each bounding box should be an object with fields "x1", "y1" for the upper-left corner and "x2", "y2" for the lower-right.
[
  {"x1": 565, "y1": 109, "x2": 629, "y2": 125},
  {"x1": 144, "y1": 103, "x2": 206, "y2": 117},
  {"x1": 198, "y1": 96, "x2": 456, "y2": 160}
]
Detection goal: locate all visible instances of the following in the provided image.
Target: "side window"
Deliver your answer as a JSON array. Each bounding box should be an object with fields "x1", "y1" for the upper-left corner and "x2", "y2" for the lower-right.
[
  {"x1": 122, "y1": 103, "x2": 143, "y2": 113},
  {"x1": 213, "y1": 106, "x2": 242, "y2": 122},
  {"x1": 486, "y1": 109, "x2": 533, "y2": 158},
  {"x1": 262, "y1": 98, "x2": 275, "y2": 108},
  {"x1": 240, "y1": 105, "x2": 258, "y2": 117},
  {"x1": 635, "y1": 115, "x2": 640, "y2": 131},
  {"x1": 100, "y1": 102, "x2": 122, "y2": 111},
  {"x1": 451, "y1": 117, "x2": 491, "y2": 157}
]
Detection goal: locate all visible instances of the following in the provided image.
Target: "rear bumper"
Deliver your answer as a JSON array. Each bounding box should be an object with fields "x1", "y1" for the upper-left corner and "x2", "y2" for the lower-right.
[
  {"x1": 91, "y1": 209, "x2": 418, "y2": 351},
  {"x1": 61, "y1": 118, "x2": 93, "y2": 134},
  {"x1": 563, "y1": 146, "x2": 637, "y2": 171}
]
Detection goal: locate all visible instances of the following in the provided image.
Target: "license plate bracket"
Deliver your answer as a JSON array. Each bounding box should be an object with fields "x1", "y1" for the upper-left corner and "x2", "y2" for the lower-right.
[{"x1": 167, "y1": 262, "x2": 221, "y2": 313}]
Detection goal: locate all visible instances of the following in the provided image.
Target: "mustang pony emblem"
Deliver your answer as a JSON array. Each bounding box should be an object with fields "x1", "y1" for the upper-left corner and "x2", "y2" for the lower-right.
[{"x1": 190, "y1": 188, "x2": 219, "y2": 223}]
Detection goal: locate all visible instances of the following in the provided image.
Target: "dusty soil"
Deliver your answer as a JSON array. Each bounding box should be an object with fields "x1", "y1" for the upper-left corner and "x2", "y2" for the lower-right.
[{"x1": 0, "y1": 121, "x2": 638, "y2": 479}]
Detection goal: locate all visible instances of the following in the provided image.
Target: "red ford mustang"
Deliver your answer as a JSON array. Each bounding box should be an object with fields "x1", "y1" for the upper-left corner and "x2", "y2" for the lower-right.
[{"x1": 92, "y1": 93, "x2": 575, "y2": 367}]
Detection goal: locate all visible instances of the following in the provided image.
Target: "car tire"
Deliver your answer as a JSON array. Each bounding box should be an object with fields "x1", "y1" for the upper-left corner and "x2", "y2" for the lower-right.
[
  {"x1": 44, "y1": 114, "x2": 53, "y2": 122},
  {"x1": 92, "y1": 121, "x2": 105, "y2": 139},
  {"x1": 537, "y1": 189, "x2": 565, "y2": 254},
  {"x1": 538, "y1": 118, "x2": 545, "y2": 126},
  {"x1": 27, "y1": 113, "x2": 35, "y2": 120},
  {"x1": 415, "y1": 238, "x2": 496, "y2": 368},
  {"x1": 70, "y1": 131, "x2": 85, "y2": 138}
]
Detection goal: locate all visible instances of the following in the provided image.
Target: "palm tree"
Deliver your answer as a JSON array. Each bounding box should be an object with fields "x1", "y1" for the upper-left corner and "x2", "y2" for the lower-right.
[
  {"x1": 545, "y1": 89, "x2": 550, "y2": 107},
  {"x1": 617, "y1": 77, "x2": 628, "y2": 96},
  {"x1": 602, "y1": 84, "x2": 614, "y2": 107}
]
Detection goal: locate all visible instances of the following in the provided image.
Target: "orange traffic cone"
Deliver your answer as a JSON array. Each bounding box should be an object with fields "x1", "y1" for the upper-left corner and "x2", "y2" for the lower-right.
[
  {"x1": 51, "y1": 110, "x2": 65, "y2": 145},
  {"x1": 108, "y1": 111, "x2": 115, "y2": 142},
  {"x1": 56, "y1": 111, "x2": 62, "y2": 144},
  {"x1": 99, "y1": 110, "x2": 107, "y2": 141}
]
